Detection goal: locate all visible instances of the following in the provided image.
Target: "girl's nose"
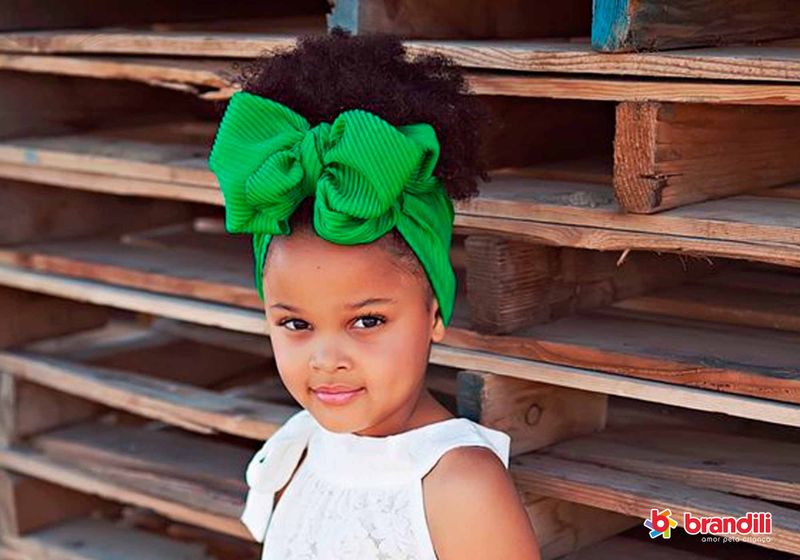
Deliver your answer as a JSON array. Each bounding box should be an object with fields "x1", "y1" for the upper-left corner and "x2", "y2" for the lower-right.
[{"x1": 308, "y1": 339, "x2": 351, "y2": 373}]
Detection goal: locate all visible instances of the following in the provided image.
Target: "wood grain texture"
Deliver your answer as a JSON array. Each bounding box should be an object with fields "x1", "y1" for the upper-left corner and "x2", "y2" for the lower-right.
[
  {"x1": 0, "y1": 351, "x2": 299, "y2": 440},
  {"x1": 457, "y1": 370, "x2": 607, "y2": 456},
  {"x1": 545, "y1": 428, "x2": 800, "y2": 505},
  {"x1": 0, "y1": 262, "x2": 796, "y2": 427},
  {"x1": 328, "y1": 0, "x2": 590, "y2": 39},
  {"x1": 3, "y1": 517, "x2": 214, "y2": 559},
  {"x1": 512, "y1": 454, "x2": 800, "y2": 554},
  {"x1": 2, "y1": 32, "x2": 800, "y2": 81},
  {"x1": 593, "y1": 0, "x2": 800, "y2": 52},
  {"x1": 615, "y1": 102, "x2": 800, "y2": 212}
]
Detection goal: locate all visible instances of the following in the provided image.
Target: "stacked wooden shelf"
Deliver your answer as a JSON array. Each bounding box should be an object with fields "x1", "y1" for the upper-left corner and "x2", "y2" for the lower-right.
[{"x1": 0, "y1": 1, "x2": 799, "y2": 559}]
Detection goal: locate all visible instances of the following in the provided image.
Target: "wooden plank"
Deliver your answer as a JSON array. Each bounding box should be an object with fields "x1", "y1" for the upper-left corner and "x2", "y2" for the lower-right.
[
  {"x1": 0, "y1": 181, "x2": 192, "y2": 246},
  {"x1": 0, "y1": 161, "x2": 222, "y2": 204},
  {"x1": 523, "y1": 497, "x2": 638, "y2": 560},
  {"x1": 0, "y1": 472, "x2": 110, "y2": 537},
  {"x1": 565, "y1": 536, "x2": 715, "y2": 560},
  {"x1": 433, "y1": 344, "x2": 800, "y2": 428},
  {"x1": 469, "y1": 72, "x2": 800, "y2": 106},
  {"x1": 7, "y1": 232, "x2": 799, "y2": 404},
  {"x1": 2, "y1": 127, "x2": 799, "y2": 264},
  {"x1": 0, "y1": 446, "x2": 248, "y2": 539},
  {"x1": 0, "y1": 351, "x2": 299, "y2": 439},
  {"x1": 0, "y1": 264, "x2": 266, "y2": 335},
  {"x1": 0, "y1": 122, "x2": 217, "y2": 188},
  {"x1": 0, "y1": 263, "x2": 796, "y2": 428},
  {"x1": 3, "y1": 517, "x2": 213, "y2": 559},
  {"x1": 328, "y1": 0, "x2": 589, "y2": 39},
  {"x1": 463, "y1": 236, "x2": 554, "y2": 333},
  {"x1": 458, "y1": 371, "x2": 606, "y2": 456},
  {"x1": 0, "y1": 376, "x2": 102, "y2": 446},
  {"x1": 593, "y1": 0, "x2": 800, "y2": 53},
  {"x1": 8, "y1": 54, "x2": 800, "y2": 106},
  {"x1": 0, "y1": 287, "x2": 107, "y2": 349},
  {"x1": 4, "y1": 225, "x2": 800, "y2": 404},
  {"x1": 614, "y1": 102, "x2": 800, "y2": 213},
  {"x1": 0, "y1": 422, "x2": 253, "y2": 538},
  {"x1": 0, "y1": 0, "x2": 325, "y2": 32},
  {"x1": 446, "y1": 308, "x2": 800, "y2": 404},
  {"x1": 1, "y1": 33, "x2": 800, "y2": 82},
  {"x1": 612, "y1": 282, "x2": 800, "y2": 333},
  {"x1": 512, "y1": 454, "x2": 800, "y2": 554},
  {"x1": 12, "y1": 153, "x2": 800, "y2": 266},
  {"x1": 464, "y1": 235, "x2": 718, "y2": 332},
  {"x1": 0, "y1": 235, "x2": 259, "y2": 310},
  {"x1": 465, "y1": 173, "x2": 800, "y2": 248},
  {"x1": 545, "y1": 428, "x2": 800, "y2": 505}
]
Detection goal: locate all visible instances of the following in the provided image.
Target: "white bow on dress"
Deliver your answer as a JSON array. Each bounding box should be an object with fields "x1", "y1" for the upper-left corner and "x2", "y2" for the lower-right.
[{"x1": 241, "y1": 410, "x2": 316, "y2": 542}]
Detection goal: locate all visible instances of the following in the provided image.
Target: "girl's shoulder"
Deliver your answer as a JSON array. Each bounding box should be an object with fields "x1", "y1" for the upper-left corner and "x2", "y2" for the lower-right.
[
  {"x1": 420, "y1": 423, "x2": 541, "y2": 559},
  {"x1": 411, "y1": 416, "x2": 511, "y2": 479}
]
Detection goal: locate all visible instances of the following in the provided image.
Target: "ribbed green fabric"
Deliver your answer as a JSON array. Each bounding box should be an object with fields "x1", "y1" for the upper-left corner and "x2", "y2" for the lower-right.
[{"x1": 208, "y1": 91, "x2": 456, "y2": 326}]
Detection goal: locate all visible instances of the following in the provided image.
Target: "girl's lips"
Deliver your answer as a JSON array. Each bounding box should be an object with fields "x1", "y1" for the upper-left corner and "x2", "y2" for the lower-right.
[{"x1": 313, "y1": 387, "x2": 365, "y2": 405}]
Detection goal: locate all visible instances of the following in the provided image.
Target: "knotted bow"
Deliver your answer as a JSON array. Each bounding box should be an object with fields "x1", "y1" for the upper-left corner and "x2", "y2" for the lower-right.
[
  {"x1": 240, "y1": 410, "x2": 316, "y2": 542},
  {"x1": 208, "y1": 91, "x2": 456, "y2": 326}
]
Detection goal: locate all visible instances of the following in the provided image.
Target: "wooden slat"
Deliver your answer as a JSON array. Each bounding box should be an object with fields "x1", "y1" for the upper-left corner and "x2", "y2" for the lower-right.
[
  {"x1": 0, "y1": 422, "x2": 252, "y2": 539},
  {"x1": 446, "y1": 307, "x2": 800, "y2": 404},
  {"x1": 0, "y1": 33, "x2": 799, "y2": 82},
  {"x1": 0, "y1": 235, "x2": 259, "y2": 310},
  {"x1": 545, "y1": 428, "x2": 800, "y2": 505},
  {"x1": 0, "y1": 122, "x2": 216, "y2": 187},
  {"x1": 592, "y1": 0, "x2": 800, "y2": 53},
  {"x1": 0, "y1": 351, "x2": 299, "y2": 440},
  {"x1": 5, "y1": 230, "x2": 800, "y2": 404},
  {"x1": 2, "y1": 128, "x2": 799, "y2": 265},
  {"x1": 512, "y1": 454, "x2": 800, "y2": 554},
  {"x1": 614, "y1": 102, "x2": 800, "y2": 213},
  {"x1": 612, "y1": 282, "x2": 800, "y2": 333},
  {"x1": 327, "y1": 0, "x2": 589, "y2": 39},
  {"x1": 0, "y1": 1, "x2": 325, "y2": 32},
  {"x1": 564, "y1": 536, "x2": 715, "y2": 560},
  {"x1": 0, "y1": 228, "x2": 800, "y2": 403},
  {"x1": 3, "y1": 517, "x2": 214, "y2": 559},
  {"x1": 462, "y1": 172, "x2": 800, "y2": 249},
  {"x1": 8, "y1": 54, "x2": 800, "y2": 106},
  {"x1": 0, "y1": 262, "x2": 796, "y2": 427}
]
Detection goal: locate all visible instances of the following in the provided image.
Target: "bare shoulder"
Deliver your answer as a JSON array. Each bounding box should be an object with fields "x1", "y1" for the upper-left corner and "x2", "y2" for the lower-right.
[{"x1": 422, "y1": 446, "x2": 541, "y2": 560}]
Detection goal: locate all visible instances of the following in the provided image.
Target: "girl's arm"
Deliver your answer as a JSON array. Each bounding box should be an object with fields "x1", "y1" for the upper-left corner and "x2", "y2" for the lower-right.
[{"x1": 424, "y1": 446, "x2": 542, "y2": 560}]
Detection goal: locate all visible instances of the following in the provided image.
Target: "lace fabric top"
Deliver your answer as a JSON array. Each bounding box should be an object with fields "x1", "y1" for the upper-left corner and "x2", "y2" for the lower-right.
[{"x1": 241, "y1": 409, "x2": 512, "y2": 560}]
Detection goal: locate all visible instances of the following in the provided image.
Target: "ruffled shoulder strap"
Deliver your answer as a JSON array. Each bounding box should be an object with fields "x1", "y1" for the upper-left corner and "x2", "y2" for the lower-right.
[
  {"x1": 412, "y1": 418, "x2": 511, "y2": 479},
  {"x1": 240, "y1": 409, "x2": 316, "y2": 542}
]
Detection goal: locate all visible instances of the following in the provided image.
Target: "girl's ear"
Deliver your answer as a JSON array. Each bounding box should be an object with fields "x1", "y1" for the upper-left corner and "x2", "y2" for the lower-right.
[{"x1": 430, "y1": 300, "x2": 446, "y2": 343}]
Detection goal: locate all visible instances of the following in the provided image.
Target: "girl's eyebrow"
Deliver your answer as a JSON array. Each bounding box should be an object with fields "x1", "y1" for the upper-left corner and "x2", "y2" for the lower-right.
[
  {"x1": 270, "y1": 297, "x2": 396, "y2": 313},
  {"x1": 346, "y1": 297, "x2": 396, "y2": 309}
]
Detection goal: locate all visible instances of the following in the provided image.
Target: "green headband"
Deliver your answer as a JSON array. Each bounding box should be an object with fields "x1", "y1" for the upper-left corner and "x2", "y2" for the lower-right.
[{"x1": 208, "y1": 91, "x2": 457, "y2": 326}]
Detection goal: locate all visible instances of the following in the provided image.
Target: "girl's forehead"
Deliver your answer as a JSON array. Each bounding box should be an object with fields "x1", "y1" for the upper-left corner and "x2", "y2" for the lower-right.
[{"x1": 264, "y1": 234, "x2": 422, "y2": 302}]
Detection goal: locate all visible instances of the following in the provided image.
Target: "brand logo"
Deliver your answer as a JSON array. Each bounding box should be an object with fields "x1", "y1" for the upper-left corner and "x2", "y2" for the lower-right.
[
  {"x1": 643, "y1": 509, "x2": 773, "y2": 543},
  {"x1": 644, "y1": 509, "x2": 678, "y2": 539}
]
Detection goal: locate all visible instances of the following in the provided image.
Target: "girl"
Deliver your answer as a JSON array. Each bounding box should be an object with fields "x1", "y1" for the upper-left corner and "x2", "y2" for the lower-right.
[{"x1": 209, "y1": 29, "x2": 541, "y2": 560}]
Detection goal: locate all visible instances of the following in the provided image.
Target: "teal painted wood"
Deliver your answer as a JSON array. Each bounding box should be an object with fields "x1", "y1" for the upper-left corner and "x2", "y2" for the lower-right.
[
  {"x1": 593, "y1": 0, "x2": 800, "y2": 53},
  {"x1": 592, "y1": 0, "x2": 631, "y2": 52},
  {"x1": 326, "y1": 0, "x2": 359, "y2": 33}
]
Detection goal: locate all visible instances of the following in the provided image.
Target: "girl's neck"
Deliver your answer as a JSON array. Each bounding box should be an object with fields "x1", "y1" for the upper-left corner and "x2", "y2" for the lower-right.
[{"x1": 353, "y1": 390, "x2": 454, "y2": 437}]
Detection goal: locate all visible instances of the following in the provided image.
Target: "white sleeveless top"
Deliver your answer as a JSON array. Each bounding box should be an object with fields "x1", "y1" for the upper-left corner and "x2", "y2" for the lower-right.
[{"x1": 241, "y1": 409, "x2": 511, "y2": 560}]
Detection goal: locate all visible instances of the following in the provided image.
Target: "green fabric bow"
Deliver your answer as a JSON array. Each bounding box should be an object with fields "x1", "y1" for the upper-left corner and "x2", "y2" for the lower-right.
[{"x1": 208, "y1": 91, "x2": 456, "y2": 326}]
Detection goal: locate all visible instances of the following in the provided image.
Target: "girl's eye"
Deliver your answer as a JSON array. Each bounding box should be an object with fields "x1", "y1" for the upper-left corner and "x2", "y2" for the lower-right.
[
  {"x1": 353, "y1": 314, "x2": 386, "y2": 329},
  {"x1": 280, "y1": 318, "x2": 310, "y2": 331},
  {"x1": 277, "y1": 315, "x2": 386, "y2": 331}
]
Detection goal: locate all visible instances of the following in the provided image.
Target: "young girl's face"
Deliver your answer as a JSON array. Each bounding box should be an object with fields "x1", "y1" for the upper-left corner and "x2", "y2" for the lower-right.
[{"x1": 264, "y1": 231, "x2": 446, "y2": 436}]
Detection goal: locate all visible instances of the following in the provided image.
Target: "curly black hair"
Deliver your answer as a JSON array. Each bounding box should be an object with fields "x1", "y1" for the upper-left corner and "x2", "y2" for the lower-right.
[
  {"x1": 218, "y1": 28, "x2": 489, "y2": 319},
  {"x1": 220, "y1": 27, "x2": 489, "y2": 200}
]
